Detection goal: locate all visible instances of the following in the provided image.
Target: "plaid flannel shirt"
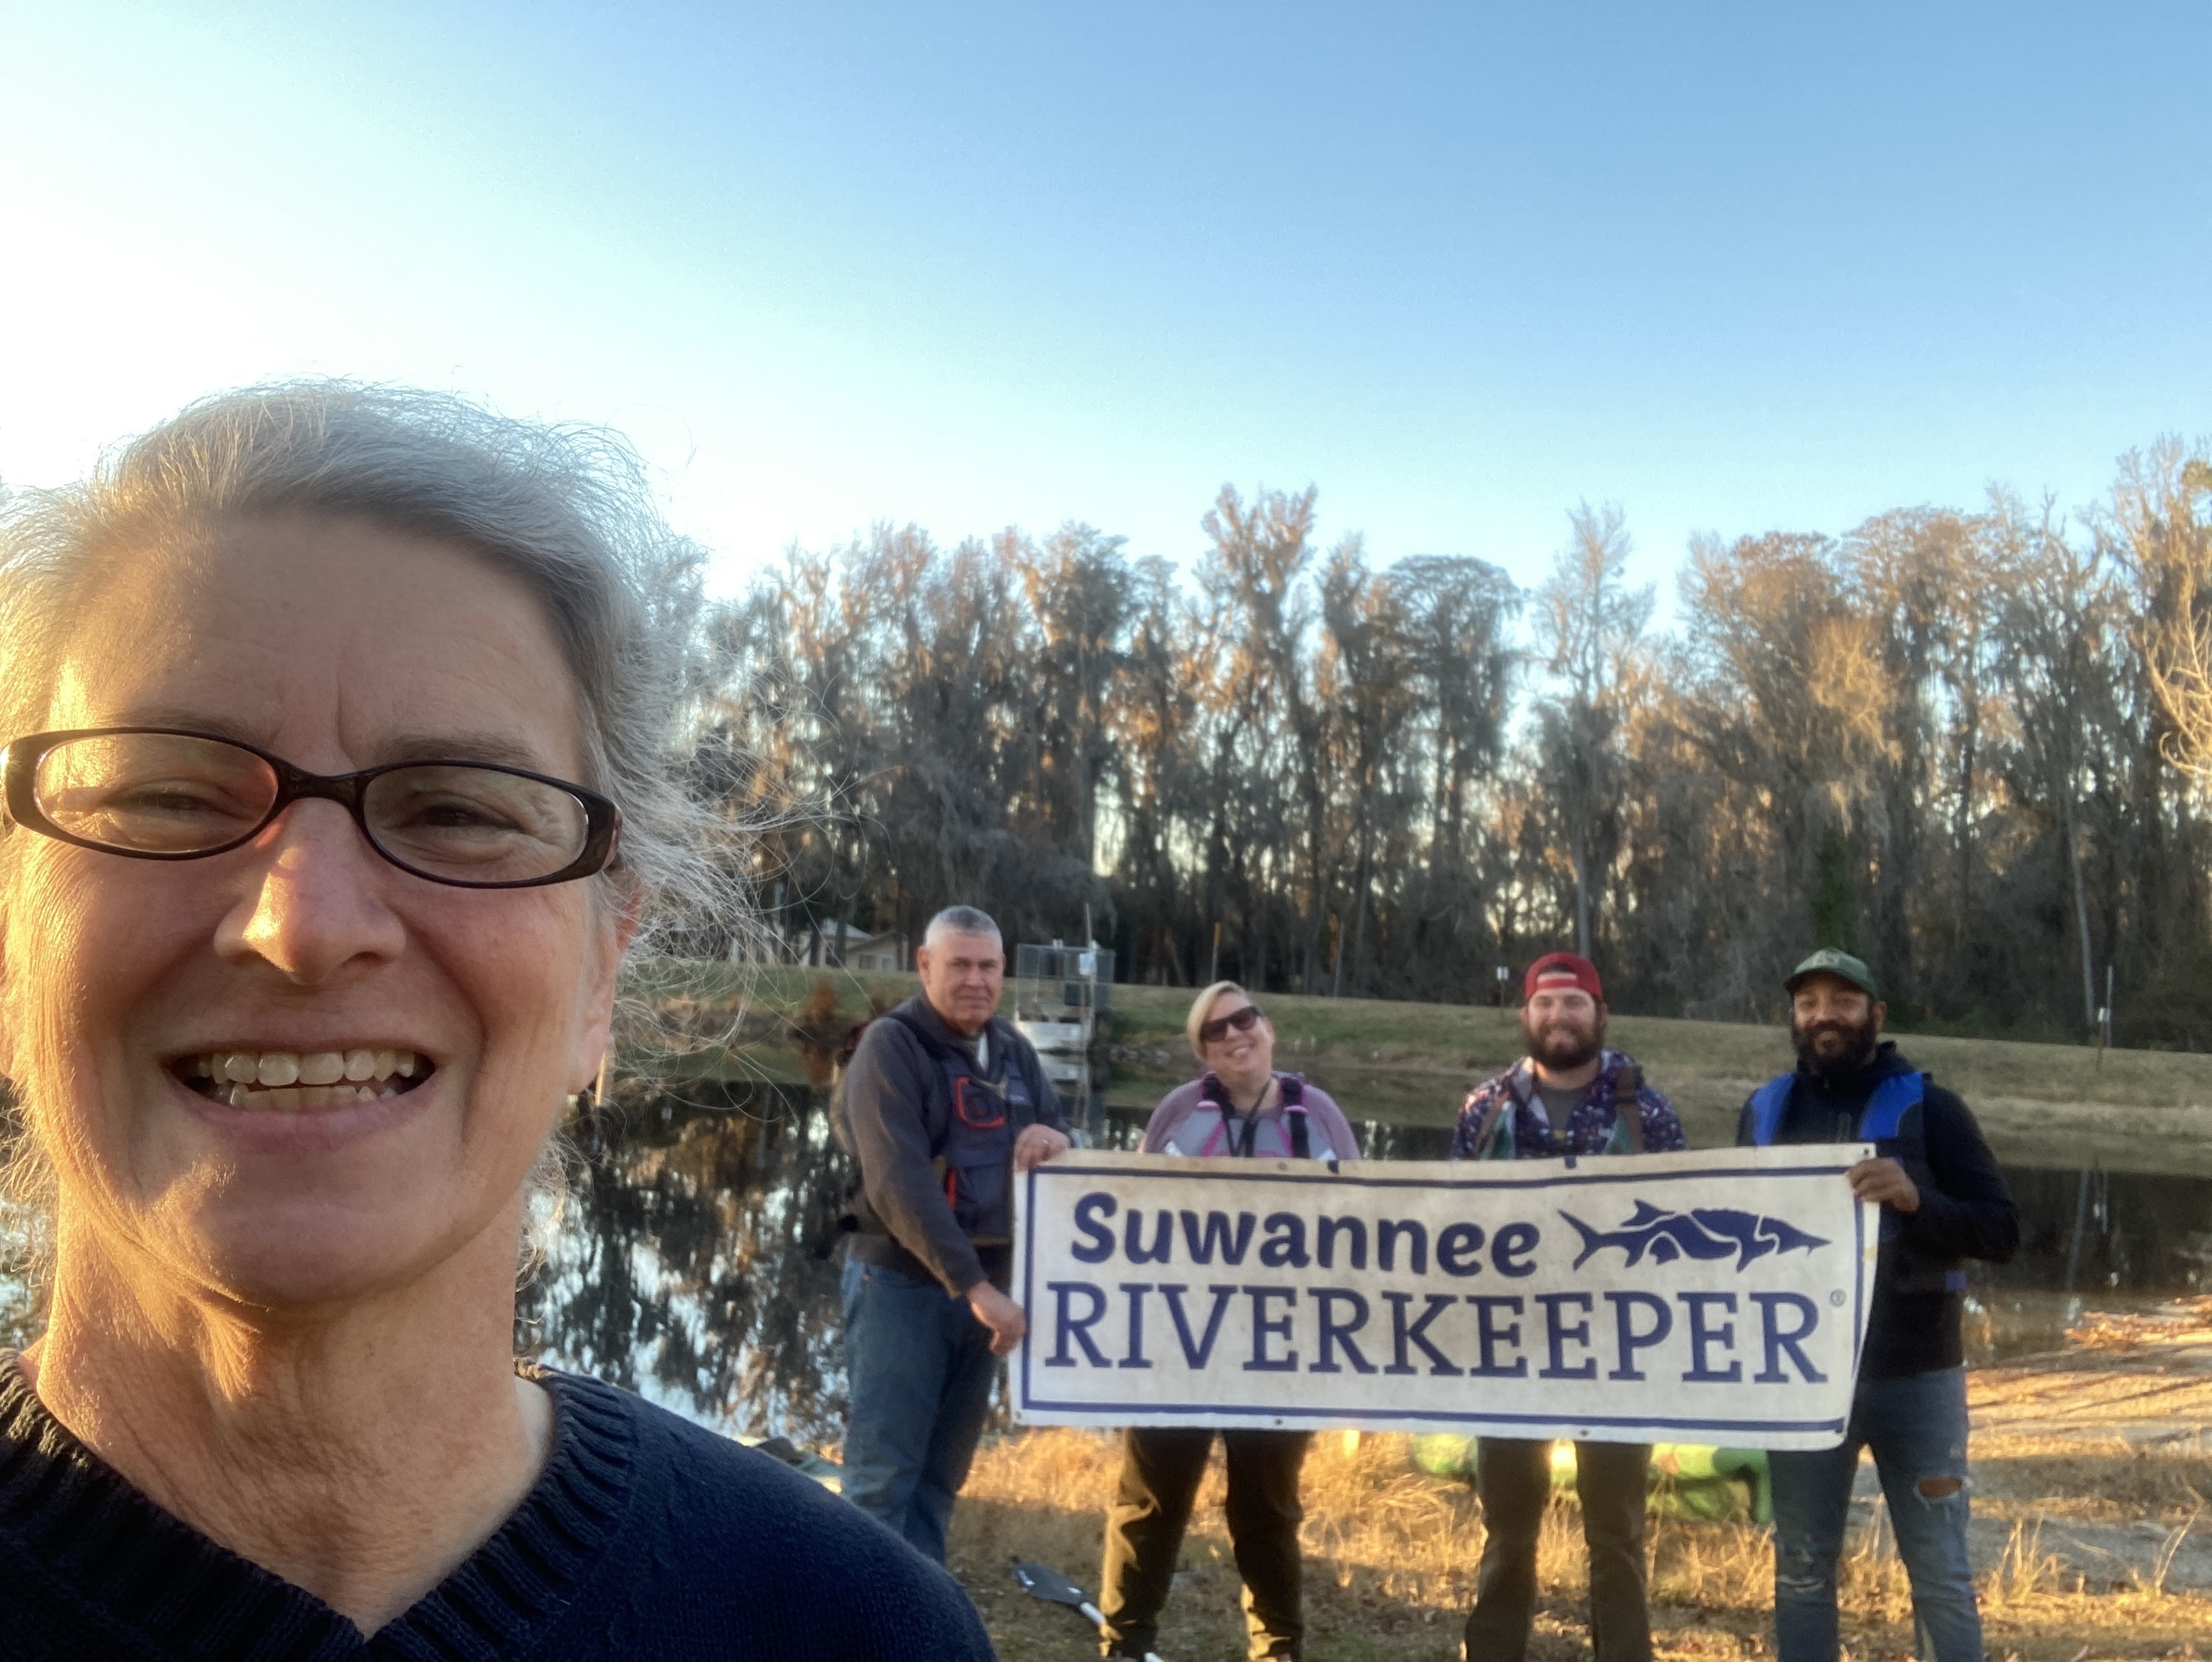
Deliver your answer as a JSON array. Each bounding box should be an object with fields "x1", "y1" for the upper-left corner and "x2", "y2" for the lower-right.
[{"x1": 1449, "y1": 1047, "x2": 1686, "y2": 1159}]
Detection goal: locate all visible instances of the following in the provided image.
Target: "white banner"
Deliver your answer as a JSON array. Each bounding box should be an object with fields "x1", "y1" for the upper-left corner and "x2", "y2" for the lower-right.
[{"x1": 1011, "y1": 1146, "x2": 1878, "y2": 1450}]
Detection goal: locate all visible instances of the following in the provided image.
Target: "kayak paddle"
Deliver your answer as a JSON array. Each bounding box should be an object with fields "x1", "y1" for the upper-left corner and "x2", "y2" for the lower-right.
[{"x1": 1010, "y1": 1560, "x2": 1166, "y2": 1662}]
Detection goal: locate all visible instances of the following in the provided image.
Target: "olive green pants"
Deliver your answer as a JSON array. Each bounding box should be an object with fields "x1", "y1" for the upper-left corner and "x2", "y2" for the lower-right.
[
  {"x1": 1097, "y1": 1426, "x2": 1309, "y2": 1659},
  {"x1": 1463, "y1": 1438, "x2": 1653, "y2": 1662}
]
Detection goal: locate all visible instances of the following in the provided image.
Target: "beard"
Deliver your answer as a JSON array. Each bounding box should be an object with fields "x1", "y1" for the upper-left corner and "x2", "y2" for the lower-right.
[
  {"x1": 1792, "y1": 1010, "x2": 1881, "y2": 1079},
  {"x1": 1525, "y1": 1013, "x2": 1605, "y2": 1072}
]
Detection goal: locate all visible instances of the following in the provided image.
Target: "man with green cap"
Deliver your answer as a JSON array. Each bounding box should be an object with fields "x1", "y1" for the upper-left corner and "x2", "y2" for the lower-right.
[{"x1": 1736, "y1": 949, "x2": 2018, "y2": 1662}]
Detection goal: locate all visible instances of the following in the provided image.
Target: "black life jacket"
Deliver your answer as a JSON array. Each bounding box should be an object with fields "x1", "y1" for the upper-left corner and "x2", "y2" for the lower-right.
[
  {"x1": 1193, "y1": 1070, "x2": 1312, "y2": 1159},
  {"x1": 848, "y1": 1008, "x2": 1036, "y2": 1247},
  {"x1": 1748, "y1": 1067, "x2": 1967, "y2": 1295}
]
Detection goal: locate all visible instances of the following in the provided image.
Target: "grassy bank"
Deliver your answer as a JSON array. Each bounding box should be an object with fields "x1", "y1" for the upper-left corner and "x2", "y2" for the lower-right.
[{"x1": 637, "y1": 961, "x2": 2212, "y2": 1176}]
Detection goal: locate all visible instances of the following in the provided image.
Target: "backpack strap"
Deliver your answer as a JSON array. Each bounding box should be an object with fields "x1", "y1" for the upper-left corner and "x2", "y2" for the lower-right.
[
  {"x1": 1195, "y1": 1070, "x2": 1231, "y2": 1156},
  {"x1": 1198, "y1": 1071, "x2": 1307, "y2": 1157},
  {"x1": 1473, "y1": 1097, "x2": 1509, "y2": 1157},
  {"x1": 1857, "y1": 1072, "x2": 1928, "y2": 1143},
  {"x1": 1610, "y1": 1062, "x2": 1648, "y2": 1153},
  {"x1": 1464, "y1": 1073, "x2": 1519, "y2": 1161},
  {"x1": 1280, "y1": 1074, "x2": 1311, "y2": 1158},
  {"x1": 1749, "y1": 1073, "x2": 1797, "y2": 1146}
]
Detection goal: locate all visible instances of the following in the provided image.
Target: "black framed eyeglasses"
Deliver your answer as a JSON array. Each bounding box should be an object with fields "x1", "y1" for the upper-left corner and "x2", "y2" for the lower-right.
[{"x1": 1, "y1": 728, "x2": 621, "y2": 890}]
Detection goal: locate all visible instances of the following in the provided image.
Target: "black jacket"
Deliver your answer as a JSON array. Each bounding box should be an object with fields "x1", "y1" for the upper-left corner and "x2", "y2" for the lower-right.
[
  {"x1": 1735, "y1": 1041, "x2": 2018, "y2": 1379},
  {"x1": 837, "y1": 994, "x2": 1067, "y2": 1295}
]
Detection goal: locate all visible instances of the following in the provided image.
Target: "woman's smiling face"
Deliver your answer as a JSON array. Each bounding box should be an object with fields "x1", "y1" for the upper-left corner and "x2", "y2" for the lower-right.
[
  {"x1": 1201, "y1": 991, "x2": 1274, "y2": 1080},
  {"x1": 1, "y1": 514, "x2": 626, "y2": 1308}
]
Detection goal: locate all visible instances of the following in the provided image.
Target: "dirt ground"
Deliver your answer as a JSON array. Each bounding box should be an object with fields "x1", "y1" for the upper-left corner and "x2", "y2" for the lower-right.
[{"x1": 947, "y1": 1299, "x2": 2212, "y2": 1662}]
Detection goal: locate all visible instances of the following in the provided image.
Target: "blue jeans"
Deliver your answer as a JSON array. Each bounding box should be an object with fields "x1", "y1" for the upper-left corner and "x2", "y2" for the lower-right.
[
  {"x1": 840, "y1": 1257, "x2": 999, "y2": 1563},
  {"x1": 1769, "y1": 1367, "x2": 1981, "y2": 1662}
]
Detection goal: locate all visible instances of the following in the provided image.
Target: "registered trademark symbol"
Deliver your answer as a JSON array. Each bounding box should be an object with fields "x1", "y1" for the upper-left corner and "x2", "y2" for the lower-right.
[{"x1": 1829, "y1": 1289, "x2": 1847, "y2": 1307}]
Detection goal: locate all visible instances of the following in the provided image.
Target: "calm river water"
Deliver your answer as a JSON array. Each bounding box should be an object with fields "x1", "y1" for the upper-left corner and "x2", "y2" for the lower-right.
[{"x1": 517, "y1": 1080, "x2": 2212, "y2": 1446}]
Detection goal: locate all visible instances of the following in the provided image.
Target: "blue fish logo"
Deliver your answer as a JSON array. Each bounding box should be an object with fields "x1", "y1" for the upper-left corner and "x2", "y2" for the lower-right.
[{"x1": 1559, "y1": 1201, "x2": 1828, "y2": 1272}]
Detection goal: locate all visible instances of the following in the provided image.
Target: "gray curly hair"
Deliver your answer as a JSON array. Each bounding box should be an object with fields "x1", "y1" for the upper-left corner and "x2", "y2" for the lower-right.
[{"x1": 0, "y1": 380, "x2": 759, "y2": 1299}]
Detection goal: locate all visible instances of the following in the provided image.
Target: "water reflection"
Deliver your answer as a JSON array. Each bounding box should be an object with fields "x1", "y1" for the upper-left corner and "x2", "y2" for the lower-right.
[
  {"x1": 1992, "y1": 1165, "x2": 2212, "y2": 1294},
  {"x1": 521, "y1": 1079, "x2": 853, "y2": 1444},
  {"x1": 514, "y1": 1086, "x2": 2212, "y2": 1435},
  {"x1": 1964, "y1": 1164, "x2": 2212, "y2": 1363}
]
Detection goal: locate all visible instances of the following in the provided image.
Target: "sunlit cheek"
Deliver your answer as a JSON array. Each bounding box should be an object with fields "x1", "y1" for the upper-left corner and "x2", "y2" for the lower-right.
[{"x1": 456, "y1": 905, "x2": 607, "y2": 1152}]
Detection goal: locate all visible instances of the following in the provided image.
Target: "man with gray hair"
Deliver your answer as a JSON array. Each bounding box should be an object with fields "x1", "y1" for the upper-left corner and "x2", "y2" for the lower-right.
[{"x1": 836, "y1": 905, "x2": 1072, "y2": 1561}]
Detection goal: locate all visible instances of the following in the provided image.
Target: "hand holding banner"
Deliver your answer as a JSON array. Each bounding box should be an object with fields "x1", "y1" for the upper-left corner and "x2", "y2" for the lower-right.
[{"x1": 1012, "y1": 1146, "x2": 1877, "y2": 1450}]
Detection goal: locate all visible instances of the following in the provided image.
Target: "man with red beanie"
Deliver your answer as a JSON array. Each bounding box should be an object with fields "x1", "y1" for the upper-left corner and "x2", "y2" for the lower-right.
[{"x1": 1449, "y1": 951, "x2": 1684, "y2": 1662}]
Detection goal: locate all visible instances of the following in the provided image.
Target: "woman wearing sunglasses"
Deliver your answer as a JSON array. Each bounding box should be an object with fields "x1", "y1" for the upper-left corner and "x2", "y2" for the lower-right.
[
  {"x1": 0, "y1": 385, "x2": 991, "y2": 1660},
  {"x1": 1094, "y1": 980, "x2": 1362, "y2": 1661}
]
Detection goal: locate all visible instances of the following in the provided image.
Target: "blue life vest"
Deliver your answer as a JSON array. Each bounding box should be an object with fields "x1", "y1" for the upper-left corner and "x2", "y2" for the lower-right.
[
  {"x1": 1748, "y1": 1068, "x2": 1968, "y2": 1294},
  {"x1": 1749, "y1": 1069, "x2": 1925, "y2": 1147}
]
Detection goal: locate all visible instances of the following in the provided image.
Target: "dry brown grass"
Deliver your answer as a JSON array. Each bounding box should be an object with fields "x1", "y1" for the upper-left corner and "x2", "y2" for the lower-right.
[
  {"x1": 1972, "y1": 1436, "x2": 2212, "y2": 1520},
  {"x1": 2067, "y1": 1297, "x2": 2212, "y2": 1353},
  {"x1": 947, "y1": 1426, "x2": 2212, "y2": 1662}
]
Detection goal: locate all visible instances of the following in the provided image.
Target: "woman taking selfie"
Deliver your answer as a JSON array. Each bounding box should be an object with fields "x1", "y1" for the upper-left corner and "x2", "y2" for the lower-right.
[
  {"x1": 0, "y1": 385, "x2": 992, "y2": 1658},
  {"x1": 1094, "y1": 980, "x2": 1361, "y2": 1662}
]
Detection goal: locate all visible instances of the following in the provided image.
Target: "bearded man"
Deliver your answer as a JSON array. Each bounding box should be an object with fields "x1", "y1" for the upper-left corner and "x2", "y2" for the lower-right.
[
  {"x1": 1449, "y1": 952, "x2": 1683, "y2": 1662},
  {"x1": 1737, "y1": 949, "x2": 2017, "y2": 1662}
]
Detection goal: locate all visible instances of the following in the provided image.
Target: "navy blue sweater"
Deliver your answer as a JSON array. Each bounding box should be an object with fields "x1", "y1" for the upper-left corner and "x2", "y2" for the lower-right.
[{"x1": 0, "y1": 1358, "x2": 996, "y2": 1660}]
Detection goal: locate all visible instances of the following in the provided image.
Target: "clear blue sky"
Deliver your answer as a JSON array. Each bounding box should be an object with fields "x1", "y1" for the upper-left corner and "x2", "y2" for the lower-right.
[{"x1": 4, "y1": 2, "x2": 2209, "y2": 602}]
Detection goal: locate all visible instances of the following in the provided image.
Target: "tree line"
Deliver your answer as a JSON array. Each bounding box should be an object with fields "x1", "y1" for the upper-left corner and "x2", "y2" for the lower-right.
[{"x1": 694, "y1": 441, "x2": 2212, "y2": 1045}]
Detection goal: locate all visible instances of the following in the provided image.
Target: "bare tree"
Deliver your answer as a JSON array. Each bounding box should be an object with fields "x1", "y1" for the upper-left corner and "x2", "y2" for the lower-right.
[
  {"x1": 1986, "y1": 494, "x2": 2117, "y2": 1029},
  {"x1": 1534, "y1": 503, "x2": 1653, "y2": 956},
  {"x1": 1205, "y1": 485, "x2": 1332, "y2": 989},
  {"x1": 693, "y1": 440, "x2": 2212, "y2": 1044},
  {"x1": 2132, "y1": 449, "x2": 2212, "y2": 777},
  {"x1": 1317, "y1": 539, "x2": 1418, "y2": 995},
  {"x1": 1014, "y1": 524, "x2": 1135, "y2": 867}
]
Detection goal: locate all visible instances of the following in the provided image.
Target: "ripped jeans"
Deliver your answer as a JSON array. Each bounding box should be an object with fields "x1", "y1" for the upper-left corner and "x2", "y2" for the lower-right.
[{"x1": 1769, "y1": 1367, "x2": 1980, "y2": 1662}]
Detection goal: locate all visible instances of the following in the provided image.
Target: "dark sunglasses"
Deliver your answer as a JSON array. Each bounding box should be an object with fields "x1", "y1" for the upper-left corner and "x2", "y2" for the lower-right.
[
  {"x1": 1, "y1": 727, "x2": 621, "y2": 890},
  {"x1": 1198, "y1": 1003, "x2": 1265, "y2": 1044}
]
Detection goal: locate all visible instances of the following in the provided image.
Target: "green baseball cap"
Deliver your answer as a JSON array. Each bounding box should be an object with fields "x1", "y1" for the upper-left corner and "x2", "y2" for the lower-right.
[{"x1": 1784, "y1": 948, "x2": 1878, "y2": 1000}]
